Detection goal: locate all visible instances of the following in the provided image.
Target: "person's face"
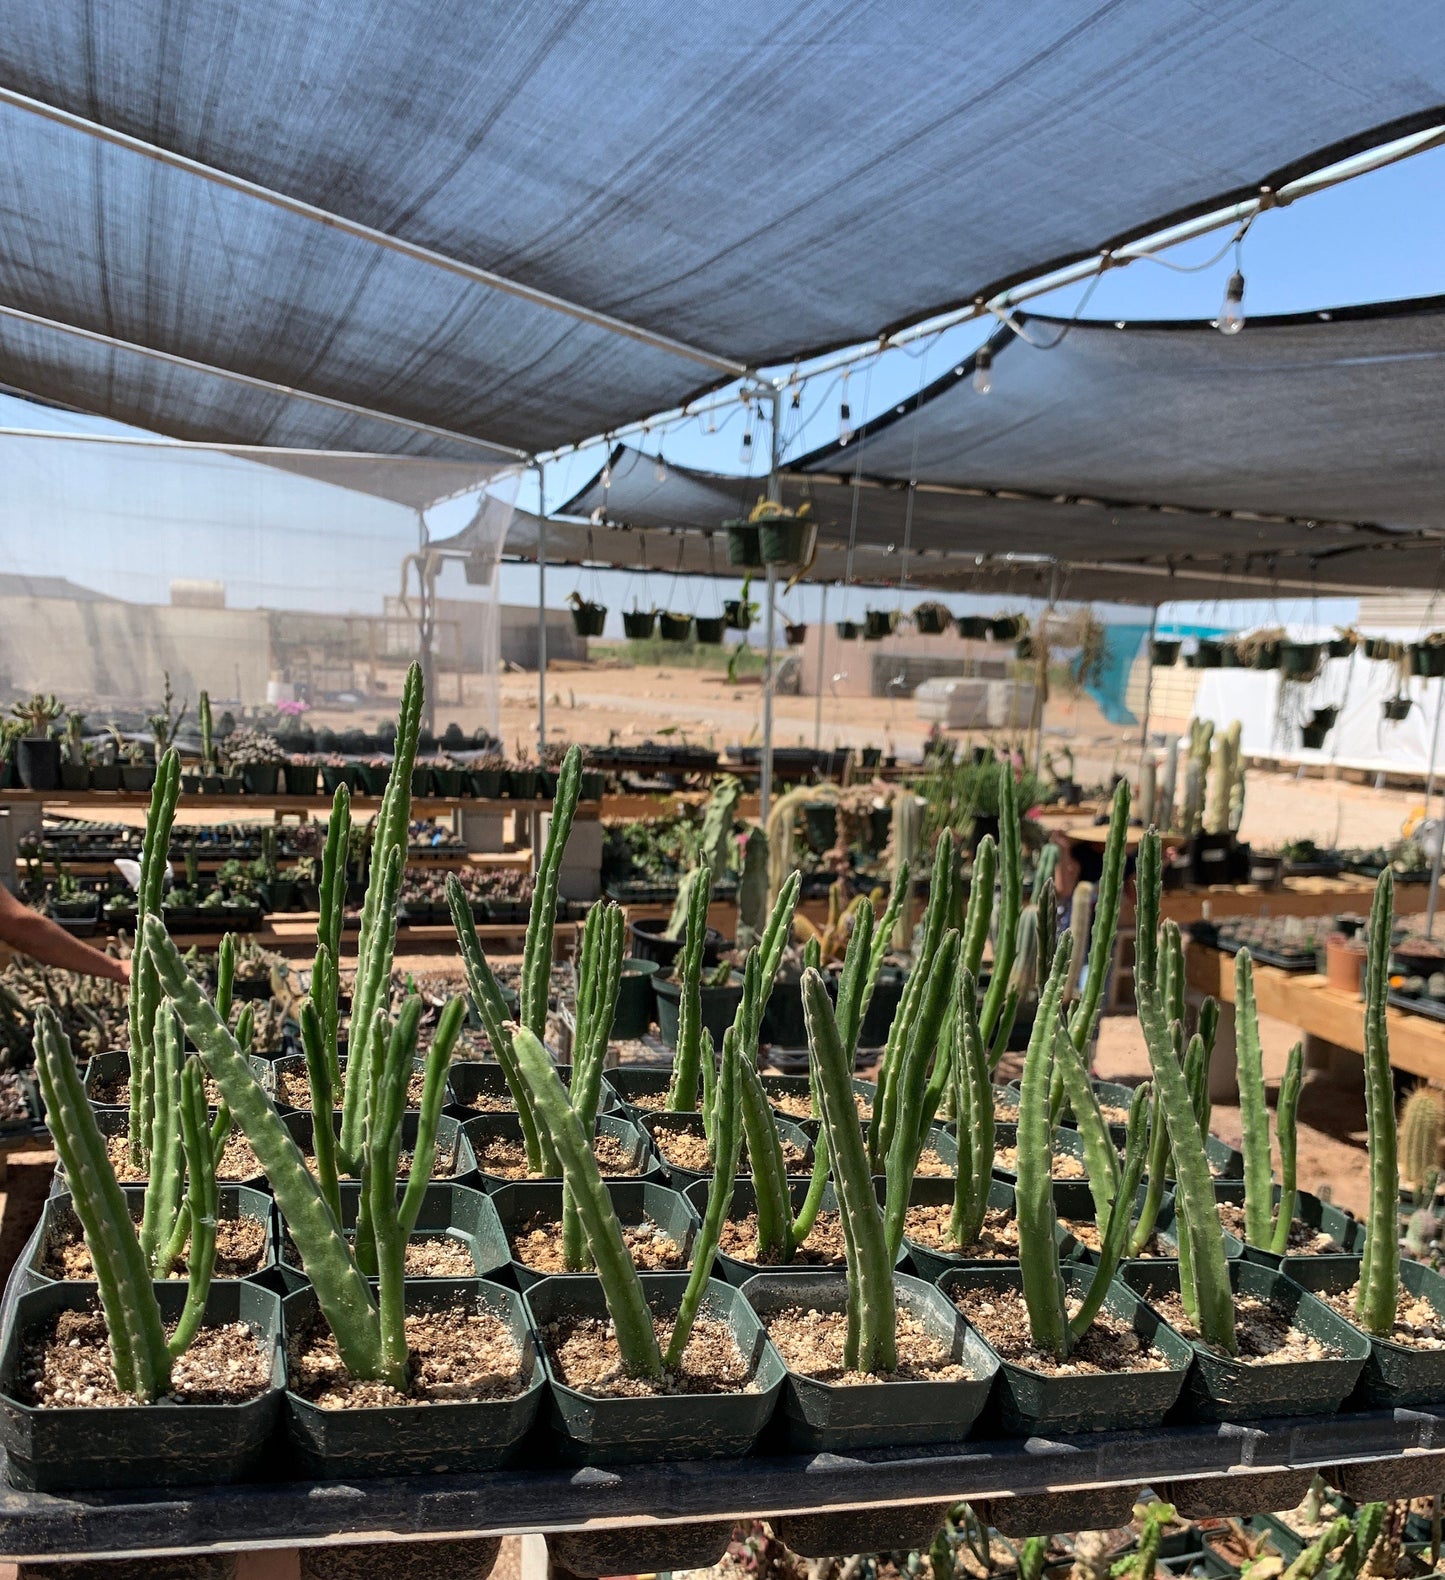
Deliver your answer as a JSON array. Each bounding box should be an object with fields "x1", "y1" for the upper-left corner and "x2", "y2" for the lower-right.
[{"x1": 1052, "y1": 836, "x2": 1082, "y2": 900}]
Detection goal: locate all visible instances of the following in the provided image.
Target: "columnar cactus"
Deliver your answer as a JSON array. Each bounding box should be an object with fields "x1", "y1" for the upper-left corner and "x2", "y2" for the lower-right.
[
  {"x1": 1139, "y1": 755, "x2": 1157, "y2": 828},
  {"x1": 736, "y1": 827, "x2": 770, "y2": 949},
  {"x1": 978, "y1": 766, "x2": 1021, "y2": 1051},
  {"x1": 949, "y1": 967, "x2": 994, "y2": 1248},
  {"x1": 1207, "y1": 721, "x2": 1242, "y2": 836},
  {"x1": 1355, "y1": 871, "x2": 1399, "y2": 1338},
  {"x1": 199, "y1": 690, "x2": 216, "y2": 774},
  {"x1": 1235, "y1": 948, "x2": 1304, "y2": 1254},
  {"x1": 890, "y1": 790, "x2": 922, "y2": 952},
  {"x1": 667, "y1": 874, "x2": 711, "y2": 1111},
  {"x1": 665, "y1": 776, "x2": 741, "y2": 941},
  {"x1": 1399, "y1": 1086, "x2": 1441, "y2": 1201},
  {"x1": 1156, "y1": 734, "x2": 1179, "y2": 833}
]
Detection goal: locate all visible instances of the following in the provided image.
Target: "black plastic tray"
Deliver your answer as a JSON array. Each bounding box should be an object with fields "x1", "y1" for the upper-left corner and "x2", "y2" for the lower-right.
[{"x1": 1389, "y1": 989, "x2": 1445, "y2": 1023}]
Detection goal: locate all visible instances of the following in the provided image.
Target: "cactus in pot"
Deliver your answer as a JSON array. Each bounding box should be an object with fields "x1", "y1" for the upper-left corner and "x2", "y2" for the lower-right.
[
  {"x1": 1355, "y1": 872, "x2": 1400, "y2": 1337},
  {"x1": 1235, "y1": 949, "x2": 1304, "y2": 1254},
  {"x1": 663, "y1": 775, "x2": 741, "y2": 941}
]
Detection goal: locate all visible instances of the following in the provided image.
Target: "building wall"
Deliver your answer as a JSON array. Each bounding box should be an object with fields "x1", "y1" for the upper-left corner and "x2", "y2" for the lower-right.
[{"x1": 794, "y1": 623, "x2": 1009, "y2": 698}]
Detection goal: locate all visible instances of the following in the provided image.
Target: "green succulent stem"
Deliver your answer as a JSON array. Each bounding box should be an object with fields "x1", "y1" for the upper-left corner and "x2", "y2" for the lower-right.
[
  {"x1": 950, "y1": 968, "x2": 995, "y2": 1249},
  {"x1": 1270, "y1": 1042, "x2": 1303, "y2": 1256},
  {"x1": 169, "y1": 1058, "x2": 218, "y2": 1360},
  {"x1": 1355, "y1": 871, "x2": 1399, "y2": 1337},
  {"x1": 668, "y1": 875, "x2": 711, "y2": 1111}
]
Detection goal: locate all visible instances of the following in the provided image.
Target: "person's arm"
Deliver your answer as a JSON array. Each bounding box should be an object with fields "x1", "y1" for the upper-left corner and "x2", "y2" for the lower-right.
[{"x1": 0, "y1": 885, "x2": 129, "y2": 982}]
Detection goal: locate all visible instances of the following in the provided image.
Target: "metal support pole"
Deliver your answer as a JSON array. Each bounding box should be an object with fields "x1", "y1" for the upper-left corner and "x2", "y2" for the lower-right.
[
  {"x1": 813, "y1": 583, "x2": 828, "y2": 751},
  {"x1": 536, "y1": 462, "x2": 547, "y2": 757},
  {"x1": 759, "y1": 392, "x2": 783, "y2": 825},
  {"x1": 1140, "y1": 606, "x2": 1160, "y2": 749},
  {"x1": 1030, "y1": 565, "x2": 1059, "y2": 780},
  {"x1": 1426, "y1": 679, "x2": 1445, "y2": 809}
]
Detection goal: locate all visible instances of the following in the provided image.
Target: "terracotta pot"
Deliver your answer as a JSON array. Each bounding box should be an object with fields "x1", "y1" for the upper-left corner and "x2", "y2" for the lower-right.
[{"x1": 1324, "y1": 932, "x2": 1367, "y2": 996}]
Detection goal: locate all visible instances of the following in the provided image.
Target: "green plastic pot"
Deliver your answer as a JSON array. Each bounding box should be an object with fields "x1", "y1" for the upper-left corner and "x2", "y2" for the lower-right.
[
  {"x1": 900, "y1": 1177, "x2": 1033, "y2": 1284},
  {"x1": 463, "y1": 1110, "x2": 657, "y2": 1188},
  {"x1": 723, "y1": 599, "x2": 754, "y2": 631},
  {"x1": 653, "y1": 971, "x2": 745, "y2": 1051},
  {"x1": 121, "y1": 763, "x2": 155, "y2": 793},
  {"x1": 269, "y1": 1052, "x2": 455, "y2": 1115},
  {"x1": 645, "y1": 1110, "x2": 812, "y2": 1192},
  {"x1": 278, "y1": 1181, "x2": 508, "y2": 1285},
  {"x1": 68, "y1": 1107, "x2": 266, "y2": 1189},
  {"x1": 469, "y1": 767, "x2": 503, "y2": 799},
  {"x1": 570, "y1": 601, "x2": 607, "y2": 637},
  {"x1": 432, "y1": 767, "x2": 465, "y2": 797},
  {"x1": 409, "y1": 765, "x2": 435, "y2": 798},
  {"x1": 864, "y1": 609, "x2": 898, "y2": 640},
  {"x1": 603, "y1": 1066, "x2": 688, "y2": 1117},
  {"x1": 977, "y1": 1120, "x2": 1097, "y2": 1215},
  {"x1": 1211, "y1": 1180, "x2": 1364, "y2": 1274},
  {"x1": 280, "y1": 1110, "x2": 474, "y2": 1184},
  {"x1": 30, "y1": 1185, "x2": 275, "y2": 1285},
  {"x1": 241, "y1": 764, "x2": 280, "y2": 795},
  {"x1": 741, "y1": 1269, "x2": 997, "y2": 1450},
  {"x1": 835, "y1": 619, "x2": 862, "y2": 640},
  {"x1": 1280, "y1": 642, "x2": 1322, "y2": 679},
  {"x1": 0, "y1": 1280, "x2": 284, "y2": 1492},
  {"x1": 282, "y1": 761, "x2": 318, "y2": 795},
  {"x1": 725, "y1": 522, "x2": 764, "y2": 568},
  {"x1": 89, "y1": 764, "x2": 122, "y2": 790},
  {"x1": 1119, "y1": 1258, "x2": 1369, "y2": 1421},
  {"x1": 506, "y1": 767, "x2": 540, "y2": 798},
  {"x1": 1412, "y1": 643, "x2": 1445, "y2": 679},
  {"x1": 622, "y1": 609, "x2": 657, "y2": 639},
  {"x1": 937, "y1": 1263, "x2": 1193, "y2": 1435},
  {"x1": 522, "y1": 1271, "x2": 785, "y2": 1464},
  {"x1": 612, "y1": 957, "x2": 660, "y2": 1039},
  {"x1": 1159, "y1": 1133, "x2": 1244, "y2": 1184},
  {"x1": 1280, "y1": 1256, "x2": 1445, "y2": 1408},
  {"x1": 283, "y1": 1278, "x2": 543, "y2": 1478},
  {"x1": 658, "y1": 612, "x2": 692, "y2": 641},
  {"x1": 758, "y1": 516, "x2": 811, "y2": 564},
  {"x1": 694, "y1": 615, "x2": 726, "y2": 645},
  {"x1": 490, "y1": 1178, "x2": 700, "y2": 1291},
  {"x1": 447, "y1": 1059, "x2": 617, "y2": 1118}
]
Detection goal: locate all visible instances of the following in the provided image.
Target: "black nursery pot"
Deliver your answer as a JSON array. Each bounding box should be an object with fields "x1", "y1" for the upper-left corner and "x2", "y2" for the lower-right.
[
  {"x1": 1118, "y1": 1258, "x2": 1369, "y2": 1422},
  {"x1": 626, "y1": 915, "x2": 725, "y2": 970},
  {"x1": 280, "y1": 1110, "x2": 475, "y2": 1184},
  {"x1": 1281, "y1": 1255, "x2": 1445, "y2": 1408},
  {"x1": 283, "y1": 1278, "x2": 544, "y2": 1479},
  {"x1": 522, "y1": 1272, "x2": 785, "y2": 1464},
  {"x1": 15, "y1": 738, "x2": 61, "y2": 792},
  {"x1": 647, "y1": 1111, "x2": 811, "y2": 1193},
  {"x1": 464, "y1": 1110, "x2": 657, "y2": 1188},
  {"x1": 936, "y1": 1263, "x2": 1193, "y2": 1435},
  {"x1": 29, "y1": 1185, "x2": 277, "y2": 1285},
  {"x1": 269, "y1": 1052, "x2": 456, "y2": 1115},
  {"x1": 278, "y1": 1182, "x2": 510, "y2": 1285},
  {"x1": 0, "y1": 1280, "x2": 284, "y2": 1492},
  {"x1": 741, "y1": 1269, "x2": 998, "y2": 1452},
  {"x1": 68, "y1": 1108, "x2": 267, "y2": 1190},
  {"x1": 490, "y1": 1178, "x2": 701, "y2": 1292},
  {"x1": 654, "y1": 971, "x2": 746, "y2": 1050},
  {"x1": 612, "y1": 957, "x2": 660, "y2": 1039},
  {"x1": 603, "y1": 1066, "x2": 688, "y2": 1118}
]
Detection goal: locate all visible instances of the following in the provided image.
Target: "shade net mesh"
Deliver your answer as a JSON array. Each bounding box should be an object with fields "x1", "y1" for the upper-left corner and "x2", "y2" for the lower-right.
[
  {"x1": 0, "y1": 403, "x2": 518, "y2": 735},
  {"x1": 4, "y1": 3, "x2": 1445, "y2": 450}
]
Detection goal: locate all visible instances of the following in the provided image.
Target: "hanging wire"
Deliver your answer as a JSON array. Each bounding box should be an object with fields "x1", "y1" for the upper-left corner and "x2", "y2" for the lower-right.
[
  {"x1": 894, "y1": 342, "x2": 931, "y2": 616},
  {"x1": 841, "y1": 362, "x2": 877, "y2": 618}
]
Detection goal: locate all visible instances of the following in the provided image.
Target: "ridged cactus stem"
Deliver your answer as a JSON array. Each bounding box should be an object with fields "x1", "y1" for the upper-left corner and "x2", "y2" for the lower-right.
[
  {"x1": 991, "y1": 903, "x2": 1039, "y2": 1072},
  {"x1": 1283, "y1": 1519, "x2": 1353, "y2": 1580},
  {"x1": 1071, "y1": 778, "x2": 1130, "y2": 1059},
  {"x1": 215, "y1": 934, "x2": 234, "y2": 1026},
  {"x1": 1399, "y1": 1087, "x2": 1442, "y2": 1201},
  {"x1": 951, "y1": 968, "x2": 995, "y2": 1248},
  {"x1": 1235, "y1": 949, "x2": 1274, "y2": 1248},
  {"x1": 666, "y1": 1023, "x2": 743, "y2": 1368},
  {"x1": 199, "y1": 690, "x2": 215, "y2": 772},
  {"x1": 145, "y1": 915, "x2": 387, "y2": 1380},
  {"x1": 340, "y1": 664, "x2": 422, "y2": 1173},
  {"x1": 1355, "y1": 871, "x2": 1399, "y2": 1337},
  {"x1": 315, "y1": 785, "x2": 351, "y2": 1089},
  {"x1": 737, "y1": 828, "x2": 770, "y2": 949},
  {"x1": 978, "y1": 766, "x2": 1021, "y2": 1049},
  {"x1": 299, "y1": 999, "x2": 342, "y2": 1224},
  {"x1": 138, "y1": 1003, "x2": 184, "y2": 1270},
  {"x1": 1270, "y1": 1042, "x2": 1303, "y2": 1256},
  {"x1": 34, "y1": 1006, "x2": 172, "y2": 1400},
  {"x1": 1135, "y1": 833, "x2": 1236, "y2": 1354},
  {"x1": 959, "y1": 837, "x2": 996, "y2": 983},
  {"x1": 128, "y1": 749, "x2": 181, "y2": 1170},
  {"x1": 449, "y1": 874, "x2": 555, "y2": 1174},
  {"x1": 512, "y1": 1027, "x2": 663, "y2": 1378},
  {"x1": 1128, "y1": 831, "x2": 1169, "y2": 1257},
  {"x1": 667, "y1": 876, "x2": 711, "y2": 1111},
  {"x1": 854, "y1": 864, "x2": 909, "y2": 1057},
  {"x1": 890, "y1": 792, "x2": 922, "y2": 952},
  {"x1": 1069, "y1": 1081, "x2": 1150, "y2": 1341},
  {"x1": 564, "y1": 902, "x2": 624, "y2": 1268},
  {"x1": 1051, "y1": 1021, "x2": 1121, "y2": 1230},
  {"x1": 884, "y1": 929, "x2": 961, "y2": 1263},
  {"x1": 524, "y1": 745, "x2": 584, "y2": 1032},
  {"x1": 804, "y1": 968, "x2": 896, "y2": 1374},
  {"x1": 168, "y1": 1058, "x2": 218, "y2": 1360}
]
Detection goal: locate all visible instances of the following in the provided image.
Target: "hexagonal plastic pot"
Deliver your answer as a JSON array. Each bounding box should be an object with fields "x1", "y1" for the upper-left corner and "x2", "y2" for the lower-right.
[
  {"x1": 462, "y1": 1111, "x2": 658, "y2": 1189},
  {"x1": 63, "y1": 1108, "x2": 267, "y2": 1191},
  {"x1": 522, "y1": 1271, "x2": 784, "y2": 1465},
  {"x1": 644, "y1": 1111, "x2": 813, "y2": 1192},
  {"x1": 268, "y1": 1053, "x2": 456, "y2": 1115},
  {"x1": 280, "y1": 1109, "x2": 475, "y2": 1184},
  {"x1": 83, "y1": 1048, "x2": 271, "y2": 1109},
  {"x1": 1278, "y1": 1254, "x2": 1445, "y2": 1408},
  {"x1": 740, "y1": 1268, "x2": 998, "y2": 1451},
  {"x1": 277, "y1": 1181, "x2": 509, "y2": 1285},
  {"x1": 448, "y1": 1060, "x2": 617, "y2": 1121},
  {"x1": 1211, "y1": 1180, "x2": 1365, "y2": 1275},
  {"x1": 29, "y1": 1185, "x2": 276, "y2": 1285},
  {"x1": 935, "y1": 1120, "x2": 1098, "y2": 1217},
  {"x1": 490, "y1": 1178, "x2": 701, "y2": 1291},
  {"x1": 1118, "y1": 1258, "x2": 1369, "y2": 1421},
  {"x1": 0, "y1": 1279, "x2": 284, "y2": 1492},
  {"x1": 602, "y1": 1066, "x2": 687, "y2": 1119},
  {"x1": 936, "y1": 1263, "x2": 1193, "y2": 1435},
  {"x1": 283, "y1": 1277, "x2": 543, "y2": 1479},
  {"x1": 902, "y1": 1176, "x2": 1093, "y2": 1284}
]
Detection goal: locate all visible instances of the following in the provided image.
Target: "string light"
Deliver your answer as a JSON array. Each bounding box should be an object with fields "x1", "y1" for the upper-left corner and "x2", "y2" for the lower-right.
[
  {"x1": 1218, "y1": 268, "x2": 1246, "y2": 335},
  {"x1": 739, "y1": 423, "x2": 753, "y2": 463},
  {"x1": 653, "y1": 451, "x2": 668, "y2": 483},
  {"x1": 838, "y1": 371, "x2": 853, "y2": 444},
  {"x1": 600, "y1": 460, "x2": 612, "y2": 488},
  {"x1": 972, "y1": 345, "x2": 993, "y2": 395}
]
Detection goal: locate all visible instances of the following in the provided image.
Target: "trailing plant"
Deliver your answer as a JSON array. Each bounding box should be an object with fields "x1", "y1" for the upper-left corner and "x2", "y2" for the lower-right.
[
  {"x1": 663, "y1": 775, "x2": 741, "y2": 940},
  {"x1": 1355, "y1": 871, "x2": 1400, "y2": 1338},
  {"x1": 147, "y1": 663, "x2": 471, "y2": 1390},
  {"x1": 1235, "y1": 949, "x2": 1304, "y2": 1254}
]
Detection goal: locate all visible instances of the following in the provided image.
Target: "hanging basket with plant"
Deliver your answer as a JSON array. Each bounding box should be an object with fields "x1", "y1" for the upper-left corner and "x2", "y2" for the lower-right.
[
  {"x1": 1411, "y1": 633, "x2": 1445, "y2": 678},
  {"x1": 723, "y1": 520, "x2": 764, "y2": 568},
  {"x1": 1234, "y1": 628, "x2": 1284, "y2": 670},
  {"x1": 864, "y1": 609, "x2": 899, "y2": 641},
  {"x1": 746, "y1": 499, "x2": 814, "y2": 566},
  {"x1": 1384, "y1": 695, "x2": 1414, "y2": 721},
  {"x1": 1366, "y1": 636, "x2": 1404, "y2": 662},
  {"x1": 912, "y1": 600, "x2": 951, "y2": 635},
  {"x1": 567, "y1": 593, "x2": 607, "y2": 638},
  {"x1": 1327, "y1": 627, "x2": 1359, "y2": 660},
  {"x1": 694, "y1": 615, "x2": 726, "y2": 645},
  {"x1": 836, "y1": 620, "x2": 861, "y2": 640},
  {"x1": 1151, "y1": 639, "x2": 1182, "y2": 666},
  {"x1": 1279, "y1": 641, "x2": 1323, "y2": 681},
  {"x1": 622, "y1": 609, "x2": 656, "y2": 640},
  {"x1": 956, "y1": 615, "x2": 990, "y2": 640},
  {"x1": 658, "y1": 612, "x2": 693, "y2": 642},
  {"x1": 784, "y1": 622, "x2": 806, "y2": 647},
  {"x1": 987, "y1": 614, "x2": 1023, "y2": 641},
  {"x1": 1187, "y1": 639, "x2": 1224, "y2": 669}
]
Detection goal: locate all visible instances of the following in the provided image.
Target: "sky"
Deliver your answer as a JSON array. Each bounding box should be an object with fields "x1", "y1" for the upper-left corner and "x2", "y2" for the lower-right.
[{"x1": 3, "y1": 136, "x2": 1445, "y2": 635}]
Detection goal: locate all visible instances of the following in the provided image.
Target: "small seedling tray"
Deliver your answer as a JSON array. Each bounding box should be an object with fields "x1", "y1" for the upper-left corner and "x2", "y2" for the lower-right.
[{"x1": 1389, "y1": 990, "x2": 1445, "y2": 1023}]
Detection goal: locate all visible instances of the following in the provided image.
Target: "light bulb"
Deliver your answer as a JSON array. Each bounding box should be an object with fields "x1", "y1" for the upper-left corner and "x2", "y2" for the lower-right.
[
  {"x1": 1218, "y1": 269, "x2": 1246, "y2": 335},
  {"x1": 600, "y1": 462, "x2": 611, "y2": 489},
  {"x1": 739, "y1": 427, "x2": 753, "y2": 464},
  {"x1": 972, "y1": 345, "x2": 993, "y2": 395},
  {"x1": 789, "y1": 381, "x2": 802, "y2": 410},
  {"x1": 653, "y1": 454, "x2": 667, "y2": 483}
]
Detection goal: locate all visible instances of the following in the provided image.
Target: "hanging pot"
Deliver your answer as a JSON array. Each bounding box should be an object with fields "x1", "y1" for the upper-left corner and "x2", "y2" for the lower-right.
[
  {"x1": 913, "y1": 604, "x2": 950, "y2": 635},
  {"x1": 758, "y1": 514, "x2": 811, "y2": 565},
  {"x1": 784, "y1": 621, "x2": 807, "y2": 646},
  {"x1": 1327, "y1": 634, "x2": 1357, "y2": 659},
  {"x1": 658, "y1": 612, "x2": 692, "y2": 642},
  {"x1": 1309, "y1": 706, "x2": 1339, "y2": 730},
  {"x1": 1300, "y1": 724, "x2": 1330, "y2": 750},
  {"x1": 1151, "y1": 639, "x2": 1182, "y2": 666},
  {"x1": 1220, "y1": 643, "x2": 1246, "y2": 668},
  {"x1": 1411, "y1": 642, "x2": 1445, "y2": 678},
  {"x1": 723, "y1": 599, "x2": 753, "y2": 631},
  {"x1": 1190, "y1": 639, "x2": 1224, "y2": 669},
  {"x1": 1365, "y1": 637, "x2": 1402, "y2": 661},
  {"x1": 1015, "y1": 636, "x2": 1037, "y2": 661},
  {"x1": 1384, "y1": 695, "x2": 1414, "y2": 721},
  {"x1": 957, "y1": 615, "x2": 991, "y2": 639},
  {"x1": 694, "y1": 615, "x2": 726, "y2": 645},
  {"x1": 724, "y1": 522, "x2": 764, "y2": 568},
  {"x1": 1279, "y1": 642, "x2": 1322, "y2": 680},
  {"x1": 987, "y1": 614, "x2": 1022, "y2": 641},
  {"x1": 835, "y1": 620, "x2": 861, "y2": 640},
  {"x1": 622, "y1": 609, "x2": 656, "y2": 639},
  {"x1": 863, "y1": 609, "x2": 897, "y2": 641},
  {"x1": 569, "y1": 600, "x2": 607, "y2": 637},
  {"x1": 1251, "y1": 641, "x2": 1283, "y2": 670}
]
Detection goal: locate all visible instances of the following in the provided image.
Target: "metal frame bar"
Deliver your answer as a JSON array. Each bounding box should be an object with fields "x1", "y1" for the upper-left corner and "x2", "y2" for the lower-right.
[
  {"x1": 0, "y1": 85, "x2": 751, "y2": 385},
  {"x1": 0, "y1": 302, "x2": 525, "y2": 460}
]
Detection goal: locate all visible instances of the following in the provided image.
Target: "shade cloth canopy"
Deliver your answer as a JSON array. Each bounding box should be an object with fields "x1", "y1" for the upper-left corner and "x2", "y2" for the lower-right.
[
  {"x1": 3, "y1": 3, "x2": 1445, "y2": 455},
  {"x1": 557, "y1": 444, "x2": 1445, "y2": 599}
]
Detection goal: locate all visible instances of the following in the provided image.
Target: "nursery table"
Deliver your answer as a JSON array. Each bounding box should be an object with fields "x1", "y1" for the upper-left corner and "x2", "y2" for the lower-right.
[{"x1": 0, "y1": 1409, "x2": 1442, "y2": 1573}]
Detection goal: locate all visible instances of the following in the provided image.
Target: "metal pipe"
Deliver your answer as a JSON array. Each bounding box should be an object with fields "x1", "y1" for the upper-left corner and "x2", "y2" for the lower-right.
[
  {"x1": 0, "y1": 85, "x2": 750, "y2": 383},
  {"x1": 813, "y1": 583, "x2": 828, "y2": 750},
  {"x1": 759, "y1": 393, "x2": 783, "y2": 824},
  {"x1": 1425, "y1": 680, "x2": 1445, "y2": 810},
  {"x1": 536, "y1": 463, "x2": 548, "y2": 757}
]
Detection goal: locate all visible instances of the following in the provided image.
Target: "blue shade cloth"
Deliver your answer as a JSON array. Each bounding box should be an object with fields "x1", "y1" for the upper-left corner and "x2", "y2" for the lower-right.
[
  {"x1": 1087, "y1": 626, "x2": 1149, "y2": 726},
  {"x1": 4, "y1": 4, "x2": 1445, "y2": 452}
]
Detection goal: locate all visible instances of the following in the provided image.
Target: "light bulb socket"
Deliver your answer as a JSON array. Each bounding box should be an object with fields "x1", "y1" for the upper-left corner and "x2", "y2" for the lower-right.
[
  {"x1": 1225, "y1": 269, "x2": 1245, "y2": 305},
  {"x1": 975, "y1": 346, "x2": 993, "y2": 372}
]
